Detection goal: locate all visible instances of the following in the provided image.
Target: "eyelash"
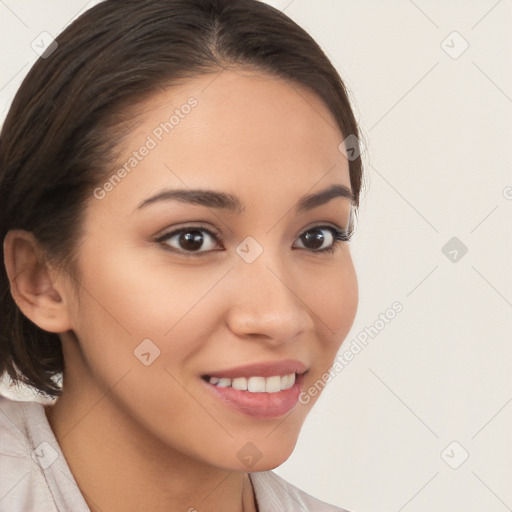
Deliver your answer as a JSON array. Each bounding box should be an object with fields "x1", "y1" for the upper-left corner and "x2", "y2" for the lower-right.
[{"x1": 155, "y1": 223, "x2": 354, "y2": 257}]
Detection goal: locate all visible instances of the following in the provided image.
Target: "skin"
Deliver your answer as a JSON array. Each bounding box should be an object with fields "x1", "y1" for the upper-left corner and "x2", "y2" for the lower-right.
[{"x1": 4, "y1": 68, "x2": 358, "y2": 512}]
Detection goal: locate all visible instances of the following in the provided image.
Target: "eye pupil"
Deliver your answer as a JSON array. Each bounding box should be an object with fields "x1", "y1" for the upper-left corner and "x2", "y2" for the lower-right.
[
  {"x1": 302, "y1": 229, "x2": 325, "y2": 250},
  {"x1": 180, "y1": 230, "x2": 204, "y2": 251}
]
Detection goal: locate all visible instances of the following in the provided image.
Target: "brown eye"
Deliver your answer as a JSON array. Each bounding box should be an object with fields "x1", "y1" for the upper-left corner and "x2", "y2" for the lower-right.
[
  {"x1": 301, "y1": 228, "x2": 329, "y2": 250},
  {"x1": 158, "y1": 227, "x2": 220, "y2": 255},
  {"x1": 179, "y1": 230, "x2": 206, "y2": 251},
  {"x1": 293, "y1": 225, "x2": 352, "y2": 254}
]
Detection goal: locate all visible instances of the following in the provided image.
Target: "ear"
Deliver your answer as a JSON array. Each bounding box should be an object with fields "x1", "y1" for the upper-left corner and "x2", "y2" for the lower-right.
[{"x1": 3, "y1": 230, "x2": 73, "y2": 333}]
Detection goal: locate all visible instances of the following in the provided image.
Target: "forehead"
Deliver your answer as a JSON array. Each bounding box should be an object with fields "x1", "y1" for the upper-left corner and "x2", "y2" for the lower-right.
[{"x1": 96, "y1": 69, "x2": 351, "y2": 212}]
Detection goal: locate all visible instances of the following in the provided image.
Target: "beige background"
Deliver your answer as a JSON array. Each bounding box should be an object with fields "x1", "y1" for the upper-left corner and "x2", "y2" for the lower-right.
[{"x1": 1, "y1": 1, "x2": 511, "y2": 511}]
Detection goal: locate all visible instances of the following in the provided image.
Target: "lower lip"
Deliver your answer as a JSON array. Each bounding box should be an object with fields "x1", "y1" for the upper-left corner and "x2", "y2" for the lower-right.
[{"x1": 203, "y1": 374, "x2": 305, "y2": 419}]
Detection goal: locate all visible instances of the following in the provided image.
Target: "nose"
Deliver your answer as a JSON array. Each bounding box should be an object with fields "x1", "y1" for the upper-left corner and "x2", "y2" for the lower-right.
[{"x1": 225, "y1": 252, "x2": 315, "y2": 345}]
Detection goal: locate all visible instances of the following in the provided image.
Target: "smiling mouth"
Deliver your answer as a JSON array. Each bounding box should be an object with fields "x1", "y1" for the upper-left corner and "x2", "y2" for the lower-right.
[
  {"x1": 201, "y1": 373, "x2": 299, "y2": 393},
  {"x1": 199, "y1": 359, "x2": 309, "y2": 417},
  {"x1": 200, "y1": 369, "x2": 308, "y2": 418}
]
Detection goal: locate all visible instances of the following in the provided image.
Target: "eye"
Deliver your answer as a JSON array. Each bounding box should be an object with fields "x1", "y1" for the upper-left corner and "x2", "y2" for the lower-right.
[
  {"x1": 156, "y1": 225, "x2": 221, "y2": 256},
  {"x1": 156, "y1": 223, "x2": 353, "y2": 257},
  {"x1": 293, "y1": 225, "x2": 353, "y2": 254}
]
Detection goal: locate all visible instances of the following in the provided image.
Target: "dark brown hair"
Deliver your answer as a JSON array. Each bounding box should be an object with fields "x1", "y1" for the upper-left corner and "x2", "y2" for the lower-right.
[{"x1": 0, "y1": 0, "x2": 364, "y2": 399}]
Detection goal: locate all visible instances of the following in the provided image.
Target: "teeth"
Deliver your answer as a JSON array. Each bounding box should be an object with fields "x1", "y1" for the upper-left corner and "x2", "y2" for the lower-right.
[
  {"x1": 217, "y1": 378, "x2": 231, "y2": 388},
  {"x1": 281, "y1": 373, "x2": 296, "y2": 390},
  {"x1": 248, "y1": 376, "x2": 266, "y2": 392},
  {"x1": 232, "y1": 377, "x2": 248, "y2": 391},
  {"x1": 265, "y1": 376, "x2": 281, "y2": 393},
  {"x1": 207, "y1": 373, "x2": 296, "y2": 393}
]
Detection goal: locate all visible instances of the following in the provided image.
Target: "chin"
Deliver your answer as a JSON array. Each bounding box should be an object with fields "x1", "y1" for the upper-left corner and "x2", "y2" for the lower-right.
[
  {"x1": 217, "y1": 431, "x2": 301, "y2": 473},
  {"x1": 247, "y1": 452, "x2": 294, "y2": 472}
]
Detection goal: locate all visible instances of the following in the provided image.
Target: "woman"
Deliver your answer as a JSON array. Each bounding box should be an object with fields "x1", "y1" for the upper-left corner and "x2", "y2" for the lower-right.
[{"x1": 0, "y1": 1, "x2": 364, "y2": 510}]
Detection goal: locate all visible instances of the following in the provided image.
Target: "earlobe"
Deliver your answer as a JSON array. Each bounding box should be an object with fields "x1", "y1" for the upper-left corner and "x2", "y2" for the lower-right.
[{"x1": 3, "y1": 229, "x2": 73, "y2": 333}]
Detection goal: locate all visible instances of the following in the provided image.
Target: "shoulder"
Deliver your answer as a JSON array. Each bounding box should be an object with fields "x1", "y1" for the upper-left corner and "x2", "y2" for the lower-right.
[
  {"x1": 0, "y1": 395, "x2": 40, "y2": 458},
  {"x1": 0, "y1": 395, "x2": 59, "y2": 511},
  {"x1": 250, "y1": 470, "x2": 351, "y2": 512}
]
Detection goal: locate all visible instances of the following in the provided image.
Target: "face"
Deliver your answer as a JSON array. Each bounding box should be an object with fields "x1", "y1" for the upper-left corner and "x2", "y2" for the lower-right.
[{"x1": 59, "y1": 69, "x2": 358, "y2": 472}]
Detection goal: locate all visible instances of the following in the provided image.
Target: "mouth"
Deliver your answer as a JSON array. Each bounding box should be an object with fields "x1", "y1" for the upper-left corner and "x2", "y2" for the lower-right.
[
  {"x1": 201, "y1": 373, "x2": 298, "y2": 392},
  {"x1": 200, "y1": 360, "x2": 308, "y2": 418}
]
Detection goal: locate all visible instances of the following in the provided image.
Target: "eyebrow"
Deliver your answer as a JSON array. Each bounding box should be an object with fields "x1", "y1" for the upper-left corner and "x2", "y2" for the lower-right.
[{"x1": 136, "y1": 183, "x2": 354, "y2": 214}]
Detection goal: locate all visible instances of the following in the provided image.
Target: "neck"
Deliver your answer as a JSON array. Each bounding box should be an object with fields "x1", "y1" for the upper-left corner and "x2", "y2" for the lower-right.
[{"x1": 45, "y1": 374, "x2": 257, "y2": 512}]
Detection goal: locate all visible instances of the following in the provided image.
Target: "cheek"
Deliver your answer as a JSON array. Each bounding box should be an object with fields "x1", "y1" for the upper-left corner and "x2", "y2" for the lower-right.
[
  {"x1": 66, "y1": 250, "x2": 223, "y2": 426},
  {"x1": 70, "y1": 247, "x2": 227, "y2": 371},
  {"x1": 294, "y1": 255, "x2": 358, "y2": 410},
  {"x1": 306, "y1": 253, "x2": 358, "y2": 346},
  {"x1": 79, "y1": 241, "x2": 193, "y2": 326}
]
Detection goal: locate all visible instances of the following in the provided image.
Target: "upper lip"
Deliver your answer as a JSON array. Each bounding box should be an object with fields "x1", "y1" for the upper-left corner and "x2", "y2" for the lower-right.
[{"x1": 202, "y1": 359, "x2": 308, "y2": 379}]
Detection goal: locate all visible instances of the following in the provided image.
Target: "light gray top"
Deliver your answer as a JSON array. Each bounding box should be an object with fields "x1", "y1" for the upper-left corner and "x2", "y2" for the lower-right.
[{"x1": 0, "y1": 396, "x2": 348, "y2": 511}]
